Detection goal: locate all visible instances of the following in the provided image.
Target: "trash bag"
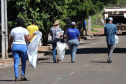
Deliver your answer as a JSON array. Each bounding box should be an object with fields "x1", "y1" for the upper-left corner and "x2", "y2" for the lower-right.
[
  {"x1": 55, "y1": 31, "x2": 64, "y2": 39},
  {"x1": 57, "y1": 42, "x2": 67, "y2": 62},
  {"x1": 115, "y1": 35, "x2": 119, "y2": 45},
  {"x1": 27, "y1": 31, "x2": 42, "y2": 69}
]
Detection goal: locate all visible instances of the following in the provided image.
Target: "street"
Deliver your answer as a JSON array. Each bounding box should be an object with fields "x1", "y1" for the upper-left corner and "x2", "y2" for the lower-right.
[{"x1": 0, "y1": 35, "x2": 126, "y2": 84}]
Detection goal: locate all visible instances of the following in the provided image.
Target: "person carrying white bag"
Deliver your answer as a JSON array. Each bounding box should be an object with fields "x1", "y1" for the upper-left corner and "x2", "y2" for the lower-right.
[
  {"x1": 27, "y1": 31, "x2": 42, "y2": 69},
  {"x1": 50, "y1": 20, "x2": 64, "y2": 63}
]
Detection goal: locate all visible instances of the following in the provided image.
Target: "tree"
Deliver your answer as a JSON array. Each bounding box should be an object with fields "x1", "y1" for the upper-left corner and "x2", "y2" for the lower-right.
[
  {"x1": 7, "y1": 0, "x2": 68, "y2": 45},
  {"x1": 7, "y1": 0, "x2": 118, "y2": 45}
]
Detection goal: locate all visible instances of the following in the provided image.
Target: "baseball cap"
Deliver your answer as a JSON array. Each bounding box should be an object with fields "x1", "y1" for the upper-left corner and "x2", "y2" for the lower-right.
[
  {"x1": 108, "y1": 17, "x2": 113, "y2": 21},
  {"x1": 71, "y1": 22, "x2": 76, "y2": 25}
]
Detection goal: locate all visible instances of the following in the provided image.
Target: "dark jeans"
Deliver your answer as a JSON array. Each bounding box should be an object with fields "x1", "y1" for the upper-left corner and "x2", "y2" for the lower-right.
[{"x1": 52, "y1": 42, "x2": 57, "y2": 62}]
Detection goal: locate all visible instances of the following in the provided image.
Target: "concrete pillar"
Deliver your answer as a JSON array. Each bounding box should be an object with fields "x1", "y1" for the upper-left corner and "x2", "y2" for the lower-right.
[
  {"x1": 88, "y1": 16, "x2": 91, "y2": 34},
  {"x1": 1, "y1": 0, "x2": 8, "y2": 59}
]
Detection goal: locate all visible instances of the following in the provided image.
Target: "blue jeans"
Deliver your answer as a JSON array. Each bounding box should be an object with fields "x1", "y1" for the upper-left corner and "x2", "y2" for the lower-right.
[
  {"x1": 52, "y1": 42, "x2": 57, "y2": 62},
  {"x1": 68, "y1": 39, "x2": 79, "y2": 61},
  {"x1": 12, "y1": 44, "x2": 27, "y2": 78}
]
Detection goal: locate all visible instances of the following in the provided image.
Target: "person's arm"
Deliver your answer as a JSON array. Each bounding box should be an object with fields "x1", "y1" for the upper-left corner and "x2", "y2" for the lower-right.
[
  {"x1": 50, "y1": 28, "x2": 52, "y2": 36},
  {"x1": 78, "y1": 36, "x2": 80, "y2": 42},
  {"x1": 8, "y1": 36, "x2": 13, "y2": 49},
  {"x1": 25, "y1": 33, "x2": 35, "y2": 42},
  {"x1": 60, "y1": 29, "x2": 62, "y2": 37}
]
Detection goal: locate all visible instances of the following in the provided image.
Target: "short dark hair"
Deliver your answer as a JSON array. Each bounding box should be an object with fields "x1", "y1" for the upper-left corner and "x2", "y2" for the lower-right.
[
  {"x1": 17, "y1": 18, "x2": 25, "y2": 27},
  {"x1": 32, "y1": 19, "x2": 36, "y2": 24}
]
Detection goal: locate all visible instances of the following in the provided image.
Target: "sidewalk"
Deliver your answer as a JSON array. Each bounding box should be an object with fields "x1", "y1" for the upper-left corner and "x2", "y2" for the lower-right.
[
  {"x1": 0, "y1": 46, "x2": 52, "y2": 69},
  {"x1": 0, "y1": 36, "x2": 94, "y2": 69}
]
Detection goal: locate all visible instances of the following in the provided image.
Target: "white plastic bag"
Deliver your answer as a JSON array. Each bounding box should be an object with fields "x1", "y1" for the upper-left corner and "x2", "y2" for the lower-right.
[
  {"x1": 115, "y1": 35, "x2": 119, "y2": 45},
  {"x1": 57, "y1": 42, "x2": 67, "y2": 61},
  {"x1": 55, "y1": 32, "x2": 60, "y2": 39},
  {"x1": 27, "y1": 31, "x2": 42, "y2": 69},
  {"x1": 55, "y1": 31, "x2": 64, "y2": 39}
]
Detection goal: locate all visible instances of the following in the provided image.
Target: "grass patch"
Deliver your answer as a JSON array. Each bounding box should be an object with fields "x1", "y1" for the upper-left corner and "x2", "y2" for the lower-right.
[
  {"x1": 91, "y1": 29, "x2": 99, "y2": 32},
  {"x1": 92, "y1": 24, "x2": 104, "y2": 28}
]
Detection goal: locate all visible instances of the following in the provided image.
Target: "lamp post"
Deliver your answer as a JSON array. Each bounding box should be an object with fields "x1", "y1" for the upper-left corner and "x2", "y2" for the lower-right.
[
  {"x1": 88, "y1": 16, "x2": 91, "y2": 34},
  {"x1": 1, "y1": 0, "x2": 8, "y2": 59}
]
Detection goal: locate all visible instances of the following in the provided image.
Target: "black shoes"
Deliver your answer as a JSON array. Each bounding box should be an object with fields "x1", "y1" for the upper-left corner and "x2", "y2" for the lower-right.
[
  {"x1": 15, "y1": 77, "x2": 19, "y2": 82},
  {"x1": 107, "y1": 60, "x2": 112, "y2": 63},
  {"x1": 20, "y1": 75, "x2": 27, "y2": 81},
  {"x1": 53, "y1": 61, "x2": 57, "y2": 63},
  {"x1": 15, "y1": 75, "x2": 27, "y2": 82},
  {"x1": 71, "y1": 61, "x2": 75, "y2": 63}
]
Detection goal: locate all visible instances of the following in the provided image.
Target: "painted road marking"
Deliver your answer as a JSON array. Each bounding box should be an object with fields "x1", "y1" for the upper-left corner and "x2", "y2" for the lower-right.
[
  {"x1": 101, "y1": 54, "x2": 105, "y2": 56},
  {"x1": 84, "y1": 64, "x2": 89, "y2": 66},
  {"x1": 94, "y1": 58, "x2": 99, "y2": 61},
  {"x1": 69, "y1": 71, "x2": 75, "y2": 75},
  {"x1": 51, "y1": 81, "x2": 58, "y2": 84}
]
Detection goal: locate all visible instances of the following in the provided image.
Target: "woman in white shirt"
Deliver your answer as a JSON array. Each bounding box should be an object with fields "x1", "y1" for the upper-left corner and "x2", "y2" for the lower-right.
[{"x1": 8, "y1": 18, "x2": 36, "y2": 81}]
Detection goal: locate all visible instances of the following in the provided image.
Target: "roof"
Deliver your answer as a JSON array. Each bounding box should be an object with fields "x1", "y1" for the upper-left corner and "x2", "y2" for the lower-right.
[{"x1": 104, "y1": 7, "x2": 126, "y2": 12}]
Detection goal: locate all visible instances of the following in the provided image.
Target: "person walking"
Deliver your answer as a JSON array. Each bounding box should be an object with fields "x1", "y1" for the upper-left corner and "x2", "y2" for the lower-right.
[
  {"x1": 66, "y1": 22, "x2": 80, "y2": 63},
  {"x1": 82, "y1": 19, "x2": 87, "y2": 36},
  {"x1": 104, "y1": 17, "x2": 117, "y2": 63},
  {"x1": 27, "y1": 19, "x2": 39, "y2": 44},
  {"x1": 50, "y1": 20, "x2": 62, "y2": 63},
  {"x1": 8, "y1": 18, "x2": 36, "y2": 81}
]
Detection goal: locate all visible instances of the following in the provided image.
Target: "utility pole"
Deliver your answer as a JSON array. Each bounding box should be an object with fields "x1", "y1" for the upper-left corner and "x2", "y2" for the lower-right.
[
  {"x1": 1, "y1": 0, "x2": 8, "y2": 59},
  {"x1": 88, "y1": 16, "x2": 91, "y2": 34}
]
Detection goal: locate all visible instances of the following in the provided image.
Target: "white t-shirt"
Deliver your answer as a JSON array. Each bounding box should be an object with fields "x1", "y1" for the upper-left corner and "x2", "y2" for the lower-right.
[{"x1": 11, "y1": 27, "x2": 29, "y2": 44}]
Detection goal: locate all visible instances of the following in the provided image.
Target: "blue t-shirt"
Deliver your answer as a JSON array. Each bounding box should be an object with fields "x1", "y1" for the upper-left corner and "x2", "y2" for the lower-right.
[
  {"x1": 84, "y1": 21, "x2": 86, "y2": 26},
  {"x1": 67, "y1": 28, "x2": 80, "y2": 40},
  {"x1": 104, "y1": 23, "x2": 117, "y2": 45}
]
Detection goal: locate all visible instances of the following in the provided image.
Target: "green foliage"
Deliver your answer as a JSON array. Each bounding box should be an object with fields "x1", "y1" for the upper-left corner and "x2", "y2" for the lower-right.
[{"x1": 7, "y1": 0, "x2": 118, "y2": 45}]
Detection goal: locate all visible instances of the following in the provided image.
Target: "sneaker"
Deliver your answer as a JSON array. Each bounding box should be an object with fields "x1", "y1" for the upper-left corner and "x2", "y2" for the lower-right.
[
  {"x1": 20, "y1": 75, "x2": 27, "y2": 81},
  {"x1": 107, "y1": 60, "x2": 112, "y2": 63},
  {"x1": 15, "y1": 77, "x2": 19, "y2": 82},
  {"x1": 53, "y1": 60, "x2": 57, "y2": 63},
  {"x1": 71, "y1": 61, "x2": 75, "y2": 63}
]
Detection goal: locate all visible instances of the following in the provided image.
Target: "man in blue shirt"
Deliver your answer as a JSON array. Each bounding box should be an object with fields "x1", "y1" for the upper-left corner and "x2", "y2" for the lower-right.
[
  {"x1": 82, "y1": 19, "x2": 87, "y2": 36},
  {"x1": 104, "y1": 17, "x2": 117, "y2": 63}
]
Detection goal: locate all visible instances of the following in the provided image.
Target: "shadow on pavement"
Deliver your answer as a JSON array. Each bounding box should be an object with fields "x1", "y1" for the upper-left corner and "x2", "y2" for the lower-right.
[
  {"x1": 0, "y1": 80, "x2": 14, "y2": 82},
  {"x1": 0, "y1": 80, "x2": 29, "y2": 82},
  {"x1": 65, "y1": 48, "x2": 126, "y2": 54}
]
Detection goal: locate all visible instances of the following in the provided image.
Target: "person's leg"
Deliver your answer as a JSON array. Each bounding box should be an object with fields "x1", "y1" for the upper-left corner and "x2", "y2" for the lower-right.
[
  {"x1": 19, "y1": 44, "x2": 27, "y2": 77},
  {"x1": 68, "y1": 40, "x2": 73, "y2": 61},
  {"x1": 107, "y1": 44, "x2": 111, "y2": 56},
  {"x1": 52, "y1": 42, "x2": 57, "y2": 62},
  {"x1": 108, "y1": 44, "x2": 116, "y2": 61},
  {"x1": 12, "y1": 44, "x2": 20, "y2": 80},
  {"x1": 85, "y1": 27, "x2": 87, "y2": 35},
  {"x1": 71, "y1": 40, "x2": 79, "y2": 62}
]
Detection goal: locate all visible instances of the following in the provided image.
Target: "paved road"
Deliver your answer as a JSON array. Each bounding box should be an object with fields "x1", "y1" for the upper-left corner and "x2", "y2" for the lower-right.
[{"x1": 0, "y1": 35, "x2": 126, "y2": 84}]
